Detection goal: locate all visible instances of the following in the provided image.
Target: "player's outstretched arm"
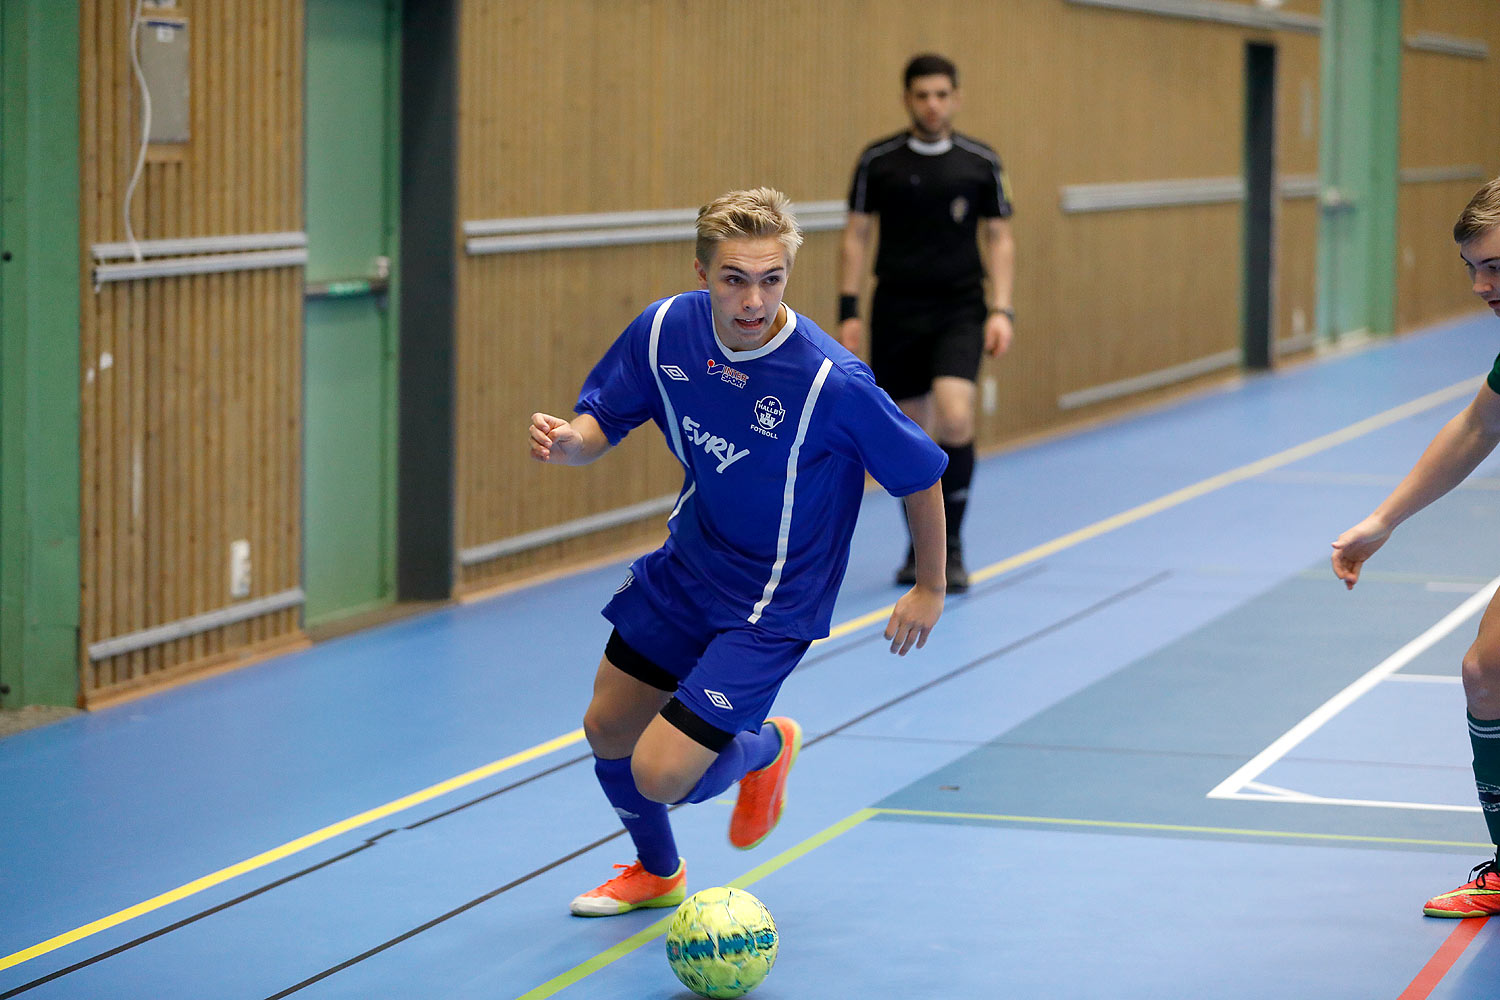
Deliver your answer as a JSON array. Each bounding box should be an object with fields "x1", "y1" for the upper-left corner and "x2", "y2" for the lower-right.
[
  {"x1": 529, "y1": 412, "x2": 611, "y2": 466},
  {"x1": 887, "y1": 482, "x2": 946, "y2": 655},
  {"x1": 1332, "y1": 384, "x2": 1500, "y2": 589}
]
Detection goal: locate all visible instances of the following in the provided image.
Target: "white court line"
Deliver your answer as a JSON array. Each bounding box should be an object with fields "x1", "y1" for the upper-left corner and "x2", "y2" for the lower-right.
[
  {"x1": 1207, "y1": 573, "x2": 1500, "y2": 805},
  {"x1": 1427, "y1": 580, "x2": 1487, "y2": 593},
  {"x1": 1240, "y1": 780, "x2": 1479, "y2": 812},
  {"x1": 1236, "y1": 787, "x2": 1480, "y2": 813}
]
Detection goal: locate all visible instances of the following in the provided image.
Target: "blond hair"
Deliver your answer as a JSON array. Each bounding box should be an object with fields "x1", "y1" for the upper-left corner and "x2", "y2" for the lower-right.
[
  {"x1": 1455, "y1": 177, "x2": 1500, "y2": 243},
  {"x1": 694, "y1": 187, "x2": 804, "y2": 268}
]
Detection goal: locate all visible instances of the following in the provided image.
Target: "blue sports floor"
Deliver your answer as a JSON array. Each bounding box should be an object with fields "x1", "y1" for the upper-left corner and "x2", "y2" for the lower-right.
[{"x1": 8, "y1": 315, "x2": 1500, "y2": 998}]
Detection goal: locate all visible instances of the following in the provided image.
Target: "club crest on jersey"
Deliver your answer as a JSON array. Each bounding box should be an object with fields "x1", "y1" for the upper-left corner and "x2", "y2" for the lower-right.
[
  {"x1": 752, "y1": 396, "x2": 786, "y2": 439},
  {"x1": 681, "y1": 414, "x2": 751, "y2": 473},
  {"x1": 951, "y1": 196, "x2": 969, "y2": 223},
  {"x1": 707, "y1": 359, "x2": 748, "y2": 388}
]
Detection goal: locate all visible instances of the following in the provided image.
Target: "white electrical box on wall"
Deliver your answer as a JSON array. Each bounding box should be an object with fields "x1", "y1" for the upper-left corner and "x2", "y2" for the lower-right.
[
  {"x1": 138, "y1": 17, "x2": 190, "y2": 144},
  {"x1": 229, "y1": 540, "x2": 252, "y2": 599}
]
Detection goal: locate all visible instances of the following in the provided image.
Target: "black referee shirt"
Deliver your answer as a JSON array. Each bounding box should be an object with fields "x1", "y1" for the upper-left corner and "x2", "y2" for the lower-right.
[{"x1": 847, "y1": 131, "x2": 1012, "y2": 295}]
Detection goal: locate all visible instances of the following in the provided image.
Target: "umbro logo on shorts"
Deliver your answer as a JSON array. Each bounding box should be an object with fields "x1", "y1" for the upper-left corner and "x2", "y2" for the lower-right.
[
  {"x1": 660, "y1": 365, "x2": 690, "y2": 382},
  {"x1": 704, "y1": 689, "x2": 734, "y2": 711}
]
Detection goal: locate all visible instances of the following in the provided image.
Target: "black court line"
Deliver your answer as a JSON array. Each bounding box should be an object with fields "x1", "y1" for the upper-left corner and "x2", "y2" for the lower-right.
[
  {"x1": 0, "y1": 831, "x2": 399, "y2": 999},
  {"x1": 0, "y1": 755, "x2": 591, "y2": 997},
  {"x1": 403, "y1": 753, "x2": 594, "y2": 830},
  {"x1": 259, "y1": 570, "x2": 1170, "y2": 998},
  {"x1": 793, "y1": 563, "x2": 1050, "y2": 670},
  {"x1": 1, "y1": 566, "x2": 1152, "y2": 998},
  {"x1": 803, "y1": 571, "x2": 1171, "y2": 749}
]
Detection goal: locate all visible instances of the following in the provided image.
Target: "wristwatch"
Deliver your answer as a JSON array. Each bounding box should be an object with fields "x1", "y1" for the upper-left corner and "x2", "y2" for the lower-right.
[{"x1": 989, "y1": 306, "x2": 1015, "y2": 322}]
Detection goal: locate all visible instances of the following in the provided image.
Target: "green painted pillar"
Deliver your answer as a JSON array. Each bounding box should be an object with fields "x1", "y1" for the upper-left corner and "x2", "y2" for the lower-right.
[
  {"x1": 1316, "y1": 0, "x2": 1402, "y2": 342},
  {"x1": 0, "y1": 0, "x2": 81, "y2": 707}
]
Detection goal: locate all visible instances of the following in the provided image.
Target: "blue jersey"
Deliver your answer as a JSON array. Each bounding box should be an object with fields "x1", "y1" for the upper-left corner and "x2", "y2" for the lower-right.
[{"x1": 576, "y1": 290, "x2": 947, "y2": 639}]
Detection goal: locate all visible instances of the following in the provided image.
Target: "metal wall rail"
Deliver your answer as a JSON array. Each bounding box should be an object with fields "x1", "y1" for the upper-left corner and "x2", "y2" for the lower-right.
[
  {"x1": 1064, "y1": 0, "x2": 1320, "y2": 34},
  {"x1": 1405, "y1": 32, "x2": 1488, "y2": 60},
  {"x1": 91, "y1": 232, "x2": 309, "y2": 287},
  {"x1": 458, "y1": 494, "x2": 680, "y2": 567},
  {"x1": 464, "y1": 201, "x2": 847, "y2": 256},
  {"x1": 1060, "y1": 174, "x2": 1319, "y2": 214},
  {"x1": 87, "y1": 588, "x2": 306, "y2": 662}
]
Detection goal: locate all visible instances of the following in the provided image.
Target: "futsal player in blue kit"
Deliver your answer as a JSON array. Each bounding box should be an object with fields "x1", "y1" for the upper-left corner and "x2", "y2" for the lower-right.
[{"x1": 529, "y1": 188, "x2": 950, "y2": 916}]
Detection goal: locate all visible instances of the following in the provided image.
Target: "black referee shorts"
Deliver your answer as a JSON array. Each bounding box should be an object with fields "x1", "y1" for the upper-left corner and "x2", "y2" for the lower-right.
[{"x1": 868, "y1": 284, "x2": 987, "y2": 402}]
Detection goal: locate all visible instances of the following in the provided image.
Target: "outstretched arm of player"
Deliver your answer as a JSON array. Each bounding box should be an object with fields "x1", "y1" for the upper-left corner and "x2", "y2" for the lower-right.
[
  {"x1": 1332, "y1": 383, "x2": 1500, "y2": 588},
  {"x1": 837, "y1": 211, "x2": 874, "y2": 353},
  {"x1": 887, "y1": 481, "x2": 946, "y2": 655},
  {"x1": 529, "y1": 412, "x2": 612, "y2": 466},
  {"x1": 983, "y1": 217, "x2": 1015, "y2": 357}
]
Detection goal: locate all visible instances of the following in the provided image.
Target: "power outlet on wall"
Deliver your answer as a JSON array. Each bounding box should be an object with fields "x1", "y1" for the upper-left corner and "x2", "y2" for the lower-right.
[
  {"x1": 981, "y1": 376, "x2": 999, "y2": 416},
  {"x1": 229, "y1": 540, "x2": 252, "y2": 599}
]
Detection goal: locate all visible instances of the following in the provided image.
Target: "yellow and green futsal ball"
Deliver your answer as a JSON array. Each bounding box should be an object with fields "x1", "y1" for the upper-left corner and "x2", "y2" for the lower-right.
[{"x1": 664, "y1": 886, "x2": 779, "y2": 998}]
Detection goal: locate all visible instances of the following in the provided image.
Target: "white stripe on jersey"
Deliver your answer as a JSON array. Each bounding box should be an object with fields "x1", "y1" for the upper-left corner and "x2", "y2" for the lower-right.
[
  {"x1": 748, "y1": 357, "x2": 834, "y2": 624},
  {"x1": 647, "y1": 295, "x2": 686, "y2": 465},
  {"x1": 667, "y1": 482, "x2": 696, "y2": 524},
  {"x1": 952, "y1": 135, "x2": 1005, "y2": 203},
  {"x1": 851, "y1": 135, "x2": 907, "y2": 214}
]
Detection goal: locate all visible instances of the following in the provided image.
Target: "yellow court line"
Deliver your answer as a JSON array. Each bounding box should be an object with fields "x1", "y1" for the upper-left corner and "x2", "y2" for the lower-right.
[
  {"x1": 873, "y1": 807, "x2": 1492, "y2": 849},
  {"x1": 513, "y1": 809, "x2": 879, "y2": 1000},
  {"x1": 817, "y1": 375, "x2": 1483, "y2": 642},
  {"x1": 512, "y1": 799, "x2": 1489, "y2": 1000},
  {"x1": 5, "y1": 376, "x2": 1479, "y2": 976},
  {"x1": 0, "y1": 729, "x2": 586, "y2": 974}
]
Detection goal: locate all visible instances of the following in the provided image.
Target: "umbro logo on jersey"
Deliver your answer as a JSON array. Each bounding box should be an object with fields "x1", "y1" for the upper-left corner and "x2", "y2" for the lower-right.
[
  {"x1": 661, "y1": 365, "x2": 690, "y2": 382},
  {"x1": 707, "y1": 359, "x2": 748, "y2": 388},
  {"x1": 704, "y1": 689, "x2": 734, "y2": 711},
  {"x1": 681, "y1": 415, "x2": 750, "y2": 473}
]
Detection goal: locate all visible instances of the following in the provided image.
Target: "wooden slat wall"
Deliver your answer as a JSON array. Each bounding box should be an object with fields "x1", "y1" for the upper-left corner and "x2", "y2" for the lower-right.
[
  {"x1": 1047, "y1": 10, "x2": 1250, "y2": 408},
  {"x1": 453, "y1": 0, "x2": 1333, "y2": 592},
  {"x1": 79, "y1": 0, "x2": 304, "y2": 704},
  {"x1": 1396, "y1": 0, "x2": 1500, "y2": 332}
]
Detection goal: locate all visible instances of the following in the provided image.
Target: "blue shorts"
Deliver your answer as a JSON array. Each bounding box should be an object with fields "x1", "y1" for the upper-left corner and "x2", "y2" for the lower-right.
[{"x1": 602, "y1": 547, "x2": 811, "y2": 746}]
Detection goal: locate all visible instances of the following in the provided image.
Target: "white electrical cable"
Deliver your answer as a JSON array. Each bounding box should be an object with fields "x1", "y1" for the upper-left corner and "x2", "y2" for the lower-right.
[{"x1": 123, "y1": 0, "x2": 153, "y2": 263}]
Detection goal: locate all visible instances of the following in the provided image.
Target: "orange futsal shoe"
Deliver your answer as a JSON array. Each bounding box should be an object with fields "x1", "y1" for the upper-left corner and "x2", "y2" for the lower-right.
[
  {"x1": 729, "y1": 717, "x2": 803, "y2": 850},
  {"x1": 1424, "y1": 859, "x2": 1500, "y2": 917},
  {"x1": 569, "y1": 858, "x2": 686, "y2": 917}
]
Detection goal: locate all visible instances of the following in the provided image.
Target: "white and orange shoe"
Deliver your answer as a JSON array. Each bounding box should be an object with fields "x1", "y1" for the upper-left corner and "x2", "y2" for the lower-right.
[
  {"x1": 570, "y1": 858, "x2": 686, "y2": 917},
  {"x1": 729, "y1": 717, "x2": 802, "y2": 850}
]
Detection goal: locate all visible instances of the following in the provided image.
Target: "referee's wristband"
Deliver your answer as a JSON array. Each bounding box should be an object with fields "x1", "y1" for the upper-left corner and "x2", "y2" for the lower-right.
[
  {"x1": 988, "y1": 306, "x2": 1015, "y2": 322},
  {"x1": 838, "y1": 295, "x2": 859, "y2": 323}
]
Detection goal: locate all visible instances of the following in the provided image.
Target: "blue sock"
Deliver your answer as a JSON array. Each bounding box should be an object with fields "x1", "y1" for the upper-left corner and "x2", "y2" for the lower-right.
[
  {"x1": 593, "y1": 755, "x2": 679, "y2": 877},
  {"x1": 678, "y1": 724, "x2": 783, "y2": 805}
]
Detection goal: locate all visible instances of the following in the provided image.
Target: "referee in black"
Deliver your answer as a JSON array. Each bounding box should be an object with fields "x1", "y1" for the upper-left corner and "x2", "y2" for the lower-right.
[{"x1": 837, "y1": 53, "x2": 1015, "y2": 592}]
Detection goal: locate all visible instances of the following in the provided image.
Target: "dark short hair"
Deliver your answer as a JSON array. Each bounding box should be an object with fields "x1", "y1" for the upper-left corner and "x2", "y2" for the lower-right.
[{"x1": 904, "y1": 53, "x2": 957, "y2": 89}]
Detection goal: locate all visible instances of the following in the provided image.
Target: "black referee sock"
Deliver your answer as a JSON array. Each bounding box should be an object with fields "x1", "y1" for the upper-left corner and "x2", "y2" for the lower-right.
[
  {"x1": 940, "y1": 442, "x2": 974, "y2": 551},
  {"x1": 1468, "y1": 713, "x2": 1500, "y2": 850}
]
